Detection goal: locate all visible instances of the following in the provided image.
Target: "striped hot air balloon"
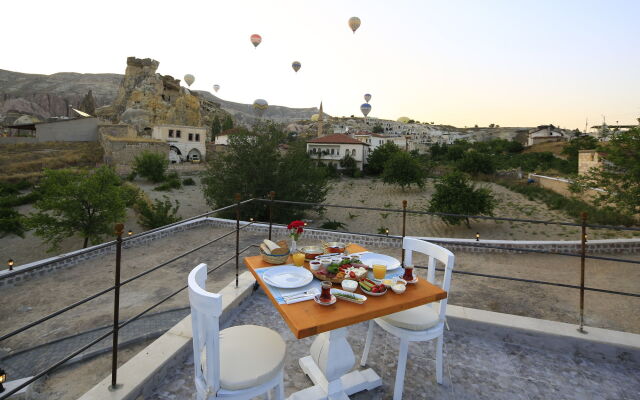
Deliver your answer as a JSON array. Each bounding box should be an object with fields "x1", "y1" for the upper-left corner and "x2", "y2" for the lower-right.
[
  {"x1": 292, "y1": 61, "x2": 301, "y2": 73},
  {"x1": 250, "y1": 34, "x2": 262, "y2": 48},
  {"x1": 253, "y1": 99, "x2": 269, "y2": 117},
  {"x1": 213, "y1": 84, "x2": 220, "y2": 93},
  {"x1": 360, "y1": 103, "x2": 371, "y2": 117},
  {"x1": 348, "y1": 17, "x2": 361, "y2": 33},
  {"x1": 364, "y1": 93, "x2": 372, "y2": 103}
]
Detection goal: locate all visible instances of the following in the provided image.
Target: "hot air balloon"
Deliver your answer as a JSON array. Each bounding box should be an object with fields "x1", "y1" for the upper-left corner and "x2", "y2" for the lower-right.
[
  {"x1": 292, "y1": 61, "x2": 301, "y2": 73},
  {"x1": 253, "y1": 99, "x2": 269, "y2": 117},
  {"x1": 184, "y1": 74, "x2": 195, "y2": 87},
  {"x1": 250, "y1": 34, "x2": 262, "y2": 48},
  {"x1": 213, "y1": 84, "x2": 220, "y2": 93},
  {"x1": 360, "y1": 103, "x2": 371, "y2": 117},
  {"x1": 364, "y1": 93, "x2": 372, "y2": 103},
  {"x1": 348, "y1": 17, "x2": 361, "y2": 33}
]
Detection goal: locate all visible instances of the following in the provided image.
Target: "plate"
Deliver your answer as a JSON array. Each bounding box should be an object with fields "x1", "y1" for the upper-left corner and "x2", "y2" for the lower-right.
[
  {"x1": 314, "y1": 294, "x2": 337, "y2": 306},
  {"x1": 360, "y1": 286, "x2": 387, "y2": 296},
  {"x1": 262, "y1": 265, "x2": 313, "y2": 289},
  {"x1": 357, "y1": 253, "x2": 401, "y2": 271},
  {"x1": 331, "y1": 289, "x2": 367, "y2": 304}
]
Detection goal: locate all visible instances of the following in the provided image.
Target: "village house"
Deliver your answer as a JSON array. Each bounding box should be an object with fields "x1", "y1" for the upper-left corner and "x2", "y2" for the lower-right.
[
  {"x1": 353, "y1": 131, "x2": 409, "y2": 152},
  {"x1": 152, "y1": 124, "x2": 207, "y2": 163},
  {"x1": 307, "y1": 133, "x2": 370, "y2": 170},
  {"x1": 527, "y1": 124, "x2": 567, "y2": 146}
]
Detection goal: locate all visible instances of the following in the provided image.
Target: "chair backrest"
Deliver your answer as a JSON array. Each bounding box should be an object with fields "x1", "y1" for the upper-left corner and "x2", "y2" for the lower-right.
[
  {"x1": 188, "y1": 263, "x2": 223, "y2": 396},
  {"x1": 403, "y1": 237, "x2": 455, "y2": 321}
]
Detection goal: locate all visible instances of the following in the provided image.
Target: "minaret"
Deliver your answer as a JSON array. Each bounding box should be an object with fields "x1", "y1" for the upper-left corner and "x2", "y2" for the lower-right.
[{"x1": 317, "y1": 101, "x2": 324, "y2": 137}]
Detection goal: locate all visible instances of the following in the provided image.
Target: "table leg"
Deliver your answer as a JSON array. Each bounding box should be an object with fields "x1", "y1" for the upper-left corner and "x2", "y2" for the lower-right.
[{"x1": 288, "y1": 327, "x2": 382, "y2": 400}]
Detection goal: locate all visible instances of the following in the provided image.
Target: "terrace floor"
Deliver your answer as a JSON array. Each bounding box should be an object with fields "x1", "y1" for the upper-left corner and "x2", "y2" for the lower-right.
[{"x1": 149, "y1": 290, "x2": 640, "y2": 400}]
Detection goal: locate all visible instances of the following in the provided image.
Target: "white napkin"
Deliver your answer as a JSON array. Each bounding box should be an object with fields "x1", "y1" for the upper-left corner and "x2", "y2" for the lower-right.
[{"x1": 285, "y1": 295, "x2": 316, "y2": 304}]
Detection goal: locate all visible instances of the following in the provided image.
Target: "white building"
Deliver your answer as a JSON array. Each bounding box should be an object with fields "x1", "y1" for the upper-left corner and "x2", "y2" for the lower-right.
[
  {"x1": 527, "y1": 125, "x2": 567, "y2": 146},
  {"x1": 353, "y1": 132, "x2": 409, "y2": 152},
  {"x1": 307, "y1": 134, "x2": 370, "y2": 170},
  {"x1": 152, "y1": 124, "x2": 207, "y2": 163}
]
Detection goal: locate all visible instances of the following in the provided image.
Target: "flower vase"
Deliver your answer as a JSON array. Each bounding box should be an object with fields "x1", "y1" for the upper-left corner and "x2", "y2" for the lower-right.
[{"x1": 290, "y1": 239, "x2": 297, "y2": 253}]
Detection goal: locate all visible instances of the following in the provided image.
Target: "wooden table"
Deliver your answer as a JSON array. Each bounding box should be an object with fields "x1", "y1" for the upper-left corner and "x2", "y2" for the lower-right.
[{"x1": 245, "y1": 244, "x2": 447, "y2": 400}]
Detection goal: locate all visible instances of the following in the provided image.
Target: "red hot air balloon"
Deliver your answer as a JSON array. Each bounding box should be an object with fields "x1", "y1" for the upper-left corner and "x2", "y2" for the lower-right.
[{"x1": 250, "y1": 34, "x2": 262, "y2": 48}]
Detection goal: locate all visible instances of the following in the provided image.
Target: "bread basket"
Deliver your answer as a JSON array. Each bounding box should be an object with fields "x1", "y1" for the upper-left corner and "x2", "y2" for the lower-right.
[{"x1": 260, "y1": 248, "x2": 290, "y2": 265}]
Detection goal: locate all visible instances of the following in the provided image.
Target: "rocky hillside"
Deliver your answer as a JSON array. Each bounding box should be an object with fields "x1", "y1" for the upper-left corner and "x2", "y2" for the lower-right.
[
  {"x1": 0, "y1": 63, "x2": 319, "y2": 127},
  {"x1": 0, "y1": 69, "x2": 121, "y2": 123}
]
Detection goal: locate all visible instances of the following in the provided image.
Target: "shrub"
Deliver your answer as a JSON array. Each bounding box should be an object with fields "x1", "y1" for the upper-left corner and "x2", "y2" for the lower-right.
[
  {"x1": 0, "y1": 208, "x2": 25, "y2": 237},
  {"x1": 133, "y1": 151, "x2": 168, "y2": 183},
  {"x1": 154, "y1": 171, "x2": 182, "y2": 191},
  {"x1": 182, "y1": 177, "x2": 196, "y2": 186},
  {"x1": 320, "y1": 219, "x2": 347, "y2": 230},
  {"x1": 136, "y1": 196, "x2": 181, "y2": 229}
]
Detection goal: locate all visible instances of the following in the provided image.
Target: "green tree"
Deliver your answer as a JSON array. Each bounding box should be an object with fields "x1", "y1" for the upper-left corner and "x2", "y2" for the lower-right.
[
  {"x1": 136, "y1": 196, "x2": 181, "y2": 229},
  {"x1": 211, "y1": 115, "x2": 222, "y2": 138},
  {"x1": 456, "y1": 151, "x2": 496, "y2": 175},
  {"x1": 572, "y1": 127, "x2": 640, "y2": 216},
  {"x1": 340, "y1": 153, "x2": 358, "y2": 177},
  {"x1": 428, "y1": 171, "x2": 495, "y2": 228},
  {"x1": 202, "y1": 122, "x2": 328, "y2": 222},
  {"x1": 382, "y1": 152, "x2": 426, "y2": 190},
  {"x1": 222, "y1": 114, "x2": 234, "y2": 131},
  {"x1": 26, "y1": 166, "x2": 131, "y2": 250},
  {"x1": 133, "y1": 151, "x2": 168, "y2": 183},
  {"x1": 372, "y1": 123, "x2": 384, "y2": 133},
  {"x1": 366, "y1": 142, "x2": 401, "y2": 175}
]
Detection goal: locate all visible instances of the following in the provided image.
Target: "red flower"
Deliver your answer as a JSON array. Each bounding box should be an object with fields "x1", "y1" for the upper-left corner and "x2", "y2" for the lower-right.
[{"x1": 288, "y1": 220, "x2": 305, "y2": 240}]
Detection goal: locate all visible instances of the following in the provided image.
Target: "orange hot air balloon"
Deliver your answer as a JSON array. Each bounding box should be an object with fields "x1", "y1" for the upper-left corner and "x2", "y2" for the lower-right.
[
  {"x1": 348, "y1": 17, "x2": 361, "y2": 33},
  {"x1": 250, "y1": 34, "x2": 262, "y2": 48}
]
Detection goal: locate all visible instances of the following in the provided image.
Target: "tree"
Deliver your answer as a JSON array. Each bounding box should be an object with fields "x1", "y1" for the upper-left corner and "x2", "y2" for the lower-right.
[
  {"x1": 211, "y1": 115, "x2": 222, "y2": 138},
  {"x1": 202, "y1": 122, "x2": 328, "y2": 222},
  {"x1": 222, "y1": 114, "x2": 234, "y2": 130},
  {"x1": 79, "y1": 90, "x2": 96, "y2": 116},
  {"x1": 136, "y1": 196, "x2": 181, "y2": 229},
  {"x1": 428, "y1": 171, "x2": 495, "y2": 228},
  {"x1": 456, "y1": 151, "x2": 496, "y2": 175},
  {"x1": 339, "y1": 154, "x2": 358, "y2": 177},
  {"x1": 366, "y1": 142, "x2": 401, "y2": 175},
  {"x1": 372, "y1": 123, "x2": 384, "y2": 133},
  {"x1": 26, "y1": 166, "x2": 132, "y2": 250},
  {"x1": 572, "y1": 127, "x2": 640, "y2": 217},
  {"x1": 133, "y1": 151, "x2": 168, "y2": 183},
  {"x1": 562, "y1": 135, "x2": 598, "y2": 172},
  {"x1": 382, "y1": 152, "x2": 426, "y2": 190}
]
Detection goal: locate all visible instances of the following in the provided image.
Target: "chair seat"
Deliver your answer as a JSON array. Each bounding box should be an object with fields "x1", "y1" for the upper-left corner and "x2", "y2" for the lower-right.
[
  {"x1": 379, "y1": 302, "x2": 440, "y2": 331},
  {"x1": 203, "y1": 325, "x2": 286, "y2": 391}
]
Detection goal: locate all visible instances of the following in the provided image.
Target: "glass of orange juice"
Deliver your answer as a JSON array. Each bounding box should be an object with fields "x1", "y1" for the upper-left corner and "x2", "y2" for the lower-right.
[
  {"x1": 292, "y1": 252, "x2": 306, "y2": 267},
  {"x1": 372, "y1": 264, "x2": 387, "y2": 280}
]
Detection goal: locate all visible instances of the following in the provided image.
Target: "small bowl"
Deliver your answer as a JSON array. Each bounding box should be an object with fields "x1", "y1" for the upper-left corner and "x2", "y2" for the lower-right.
[
  {"x1": 325, "y1": 241, "x2": 346, "y2": 253},
  {"x1": 320, "y1": 258, "x2": 332, "y2": 268},
  {"x1": 341, "y1": 279, "x2": 358, "y2": 292},
  {"x1": 309, "y1": 260, "x2": 321, "y2": 271},
  {"x1": 391, "y1": 283, "x2": 406, "y2": 294}
]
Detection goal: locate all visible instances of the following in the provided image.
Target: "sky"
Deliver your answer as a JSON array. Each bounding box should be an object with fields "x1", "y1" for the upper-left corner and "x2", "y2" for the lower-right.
[{"x1": 2, "y1": 0, "x2": 639, "y2": 130}]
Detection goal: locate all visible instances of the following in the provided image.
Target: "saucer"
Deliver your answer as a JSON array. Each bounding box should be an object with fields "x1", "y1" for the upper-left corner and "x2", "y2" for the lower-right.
[{"x1": 314, "y1": 294, "x2": 337, "y2": 306}]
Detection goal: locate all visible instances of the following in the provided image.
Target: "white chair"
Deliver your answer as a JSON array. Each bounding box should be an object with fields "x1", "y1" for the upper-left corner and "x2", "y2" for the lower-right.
[
  {"x1": 188, "y1": 263, "x2": 286, "y2": 400},
  {"x1": 360, "y1": 238, "x2": 455, "y2": 400}
]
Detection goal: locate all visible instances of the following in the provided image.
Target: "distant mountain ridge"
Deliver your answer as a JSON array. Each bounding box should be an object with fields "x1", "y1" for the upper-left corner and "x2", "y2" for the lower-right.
[{"x1": 0, "y1": 68, "x2": 318, "y2": 124}]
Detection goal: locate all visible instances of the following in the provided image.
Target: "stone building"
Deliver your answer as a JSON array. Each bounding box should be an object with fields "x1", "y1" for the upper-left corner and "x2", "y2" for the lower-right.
[
  {"x1": 307, "y1": 134, "x2": 370, "y2": 170},
  {"x1": 152, "y1": 124, "x2": 207, "y2": 163},
  {"x1": 578, "y1": 150, "x2": 606, "y2": 175},
  {"x1": 527, "y1": 125, "x2": 567, "y2": 146}
]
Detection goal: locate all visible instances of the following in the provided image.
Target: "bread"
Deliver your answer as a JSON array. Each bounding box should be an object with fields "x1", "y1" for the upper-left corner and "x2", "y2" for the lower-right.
[{"x1": 263, "y1": 239, "x2": 280, "y2": 252}]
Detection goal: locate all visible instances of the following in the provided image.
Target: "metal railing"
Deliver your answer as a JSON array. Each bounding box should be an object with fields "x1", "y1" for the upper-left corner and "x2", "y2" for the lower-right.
[{"x1": 1, "y1": 193, "x2": 639, "y2": 398}]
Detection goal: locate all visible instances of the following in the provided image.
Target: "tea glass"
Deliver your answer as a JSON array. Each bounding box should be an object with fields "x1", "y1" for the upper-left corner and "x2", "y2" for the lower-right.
[{"x1": 320, "y1": 281, "x2": 333, "y2": 302}]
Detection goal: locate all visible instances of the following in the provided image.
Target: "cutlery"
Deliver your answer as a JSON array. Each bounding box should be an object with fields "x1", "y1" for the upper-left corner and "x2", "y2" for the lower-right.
[{"x1": 283, "y1": 289, "x2": 318, "y2": 300}]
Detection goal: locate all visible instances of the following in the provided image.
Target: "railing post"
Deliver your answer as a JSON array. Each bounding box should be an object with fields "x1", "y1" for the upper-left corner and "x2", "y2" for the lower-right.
[
  {"x1": 110, "y1": 223, "x2": 124, "y2": 390},
  {"x1": 268, "y1": 191, "x2": 275, "y2": 240},
  {"x1": 401, "y1": 200, "x2": 407, "y2": 267},
  {"x1": 235, "y1": 193, "x2": 241, "y2": 288},
  {"x1": 578, "y1": 212, "x2": 588, "y2": 334}
]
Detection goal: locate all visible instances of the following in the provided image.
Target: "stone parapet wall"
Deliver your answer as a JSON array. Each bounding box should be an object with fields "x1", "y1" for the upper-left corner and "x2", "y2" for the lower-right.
[{"x1": 2, "y1": 217, "x2": 638, "y2": 288}]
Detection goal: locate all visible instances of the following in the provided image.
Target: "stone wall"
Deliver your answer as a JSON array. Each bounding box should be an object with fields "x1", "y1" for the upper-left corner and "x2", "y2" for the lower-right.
[
  {"x1": 98, "y1": 123, "x2": 136, "y2": 139},
  {"x1": 529, "y1": 173, "x2": 603, "y2": 202},
  {"x1": 36, "y1": 117, "x2": 99, "y2": 142},
  {"x1": 102, "y1": 135, "x2": 167, "y2": 174},
  {"x1": 2, "y1": 217, "x2": 638, "y2": 288},
  {"x1": 578, "y1": 150, "x2": 603, "y2": 175}
]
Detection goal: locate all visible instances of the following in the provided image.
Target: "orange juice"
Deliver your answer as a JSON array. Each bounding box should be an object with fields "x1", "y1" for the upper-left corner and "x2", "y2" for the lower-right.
[
  {"x1": 372, "y1": 264, "x2": 387, "y2": 280},
  {"x1": 292, "y1": 252, "x2": 305, "y2": 267}
]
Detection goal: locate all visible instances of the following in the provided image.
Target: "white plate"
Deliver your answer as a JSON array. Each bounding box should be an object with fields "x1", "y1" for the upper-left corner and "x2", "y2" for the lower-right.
[
  {"x1": 262, "y1": 265, "x2": 313, "y2": 289},
  {"x1": 331, "y1": 289, "x2": 367, "y2": 303},
  {"x1": 357, "y1": 253, "x2": 401, "y2": 271}
]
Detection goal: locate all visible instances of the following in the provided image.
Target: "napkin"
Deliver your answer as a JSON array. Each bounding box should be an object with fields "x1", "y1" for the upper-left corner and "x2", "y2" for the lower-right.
[{"x1": 284, "y1": 295, "x2": 316, "y2": 304}]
